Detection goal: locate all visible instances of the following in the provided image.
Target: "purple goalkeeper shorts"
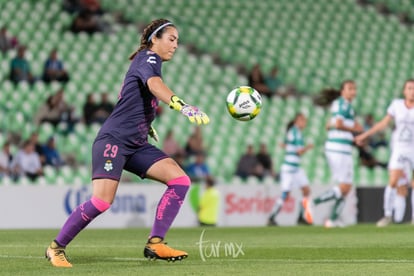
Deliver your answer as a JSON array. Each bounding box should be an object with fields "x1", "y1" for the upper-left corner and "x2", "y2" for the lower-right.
[{"x1": 91, "y1": 135, "x2": 168, "y2": 181}]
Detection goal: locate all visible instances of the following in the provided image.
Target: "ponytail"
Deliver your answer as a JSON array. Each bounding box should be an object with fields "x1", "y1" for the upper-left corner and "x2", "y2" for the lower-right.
[
  {"x1": 286, "y1": 119, "x2": 295, "y2": 132},
  {"x1": 129, "y1": 19, "x2": 175, "y2": 60},
  {"x1": 313, "y1": 80, "x2": 355, "y2": 107},
  {"x1": 313, "y1": 88, "x2": 341, "y2": 107}
]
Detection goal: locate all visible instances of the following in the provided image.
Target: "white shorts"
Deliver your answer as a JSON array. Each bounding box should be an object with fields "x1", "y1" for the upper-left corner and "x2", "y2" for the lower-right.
[
  {"x1": 280, "y1": 168, "x2": 309, "y2": 192},
  {"x1": 388, "y1": 149, "x2": 414, "y2": 186},
  {"x1": 388, "y1": 148, "x2": 414, "y2": 171},
  {"x1": 325, "y1": 151, "x2": 354, "y2": 184}
]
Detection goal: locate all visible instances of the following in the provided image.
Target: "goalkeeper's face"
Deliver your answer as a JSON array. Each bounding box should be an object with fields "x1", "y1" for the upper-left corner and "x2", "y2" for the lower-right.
[{"x1": 151, "y1": 27, "x2": 179, "y2": 61}]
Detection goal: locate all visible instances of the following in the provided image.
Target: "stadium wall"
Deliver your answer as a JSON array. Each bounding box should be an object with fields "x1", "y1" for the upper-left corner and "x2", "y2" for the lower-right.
[
  {"x1": 0, "y1": 183, "x2": 357, "y2": 229},
  {"x1": 357, "y1": 187, "x2": 413, "y2": 223}
]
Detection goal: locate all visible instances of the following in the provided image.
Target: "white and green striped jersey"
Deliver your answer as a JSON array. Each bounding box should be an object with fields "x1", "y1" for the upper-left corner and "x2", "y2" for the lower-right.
[
  {"x1": 281, "y1": 126, "x2": 304, "y2": 172},
  {"x1": 325, "y1": 96, "x2": 355, "y2": 155}
]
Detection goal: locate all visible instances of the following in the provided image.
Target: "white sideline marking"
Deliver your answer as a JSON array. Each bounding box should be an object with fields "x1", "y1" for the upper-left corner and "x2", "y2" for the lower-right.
[{"x1": 0, "y1": 255, "x2": 413, "y2": 263}]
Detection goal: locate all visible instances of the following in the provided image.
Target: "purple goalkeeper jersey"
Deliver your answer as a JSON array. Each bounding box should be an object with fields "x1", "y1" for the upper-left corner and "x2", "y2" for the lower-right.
[{"x1": 97, "y1": 50, "x2": 162, "y2": 147}]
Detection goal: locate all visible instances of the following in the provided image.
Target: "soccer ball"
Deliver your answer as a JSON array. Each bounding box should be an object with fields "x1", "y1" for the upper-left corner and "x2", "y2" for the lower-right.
[{"x1": 226, "y1": 86, "x2": 262, "y2": 121}]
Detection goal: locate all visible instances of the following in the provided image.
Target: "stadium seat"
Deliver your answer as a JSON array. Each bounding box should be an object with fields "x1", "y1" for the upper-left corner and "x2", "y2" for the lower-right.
[
  {"x1": 373, "y1": 167, "x2": 388, "y2": 186},
  {"x1": 76, "y1": 166, "x2": 91, "y2": 184},
  {"x1": 43, "y1": 166, "x2": 58, "y2": 185}
]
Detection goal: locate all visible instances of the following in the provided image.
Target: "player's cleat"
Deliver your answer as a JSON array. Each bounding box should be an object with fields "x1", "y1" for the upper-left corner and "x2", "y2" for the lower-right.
[
  {"x1": 301, "y1": 198, "x2": 314, "y2": 224},
  {"x1": 267, "y1": 218, "x2": 278, "y2": 226},
  {"x1": 376, "y1": 216, "x2": 392, "y2": 227},
  {"x1": 144, "y1": 238, "x2": 188, "y2": 262},
  {"x1": 297, "y1": 215, "x2": 310, "y2": 225},
  {"x1": 324, "y1": 219, "x2": 345, "y2": 228},
  {"x1": 324, "y1": 219, "x2": 335, "y2": 228},
  {"x1": 45, "y1": 241, "x2": 72, "y2": 268}
]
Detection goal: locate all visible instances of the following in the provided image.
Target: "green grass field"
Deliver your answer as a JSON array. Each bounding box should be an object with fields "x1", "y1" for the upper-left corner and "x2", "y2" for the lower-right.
[{"x1": 1, "y1": 225, "x2": 414, "y2": 275}]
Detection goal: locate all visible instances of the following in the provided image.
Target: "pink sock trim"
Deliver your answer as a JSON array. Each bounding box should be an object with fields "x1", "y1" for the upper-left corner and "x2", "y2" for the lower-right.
[
  {"x1": 91, "y1": 196, "x2": 111, "y2": 212},
  {"x1": 167, "y1": 175, "x2": 191, "y2": 186}
]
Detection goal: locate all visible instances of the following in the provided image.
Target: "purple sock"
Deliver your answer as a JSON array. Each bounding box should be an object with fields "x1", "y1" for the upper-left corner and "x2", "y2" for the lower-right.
[
  {"x1": 150, "y1": 178, "x2": 190, "y2": 239},
  {"x1": 55, "y1": 199, "x2": 104, "y2": 247}
]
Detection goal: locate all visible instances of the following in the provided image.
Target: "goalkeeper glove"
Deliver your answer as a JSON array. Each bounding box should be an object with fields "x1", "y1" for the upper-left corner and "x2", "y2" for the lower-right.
[
  {"x1": 148, "y1": 125, "x2": 159, "y2": 142},
  {"x1": 169, "y1": 95, "x2": 210, "y2": 125}
]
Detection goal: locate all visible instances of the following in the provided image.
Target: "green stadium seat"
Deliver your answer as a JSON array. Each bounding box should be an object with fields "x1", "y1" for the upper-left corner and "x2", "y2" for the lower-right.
[
  {"x1": 373, "y1": 167, "x2": 388, "y2": 186},
  {"x1": 34, "y1": 176, "x2": 47, "y2": 186},
  {"x1": 76, "y1": 165, "x2": 91, "y2": 184},
  {"x1": 16, "y1": 175, "x2": 31, "y2": 186},
  {"x1": 37, "y1": 122, "x2": 55, "y2": 144},
  {"x1": 358, "y1": 167, "x2": 373, "y2": 186}
]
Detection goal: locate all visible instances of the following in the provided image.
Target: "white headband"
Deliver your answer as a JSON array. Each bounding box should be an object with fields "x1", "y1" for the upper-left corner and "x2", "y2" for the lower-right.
[{"x1": 147, "y1": 22, "x2": 173, "y2": 42}]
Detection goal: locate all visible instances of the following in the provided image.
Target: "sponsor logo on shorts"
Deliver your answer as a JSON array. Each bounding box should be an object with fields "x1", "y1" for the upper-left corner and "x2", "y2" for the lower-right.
[{"x1": 104, "y1": 160, "x2": 113, "y2": 172}]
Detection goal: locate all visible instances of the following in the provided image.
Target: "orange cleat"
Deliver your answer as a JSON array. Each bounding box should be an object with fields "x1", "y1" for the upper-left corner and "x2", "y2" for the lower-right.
[
  {"x1": 144, "y1": 238, "x2": 188, "y2": 262},
  {"x1": 45, "y1": 241, "x2": 72, "y2": 268},
  {"x1": 302, "y1": 198, "x2": 314, "y2": 224}
]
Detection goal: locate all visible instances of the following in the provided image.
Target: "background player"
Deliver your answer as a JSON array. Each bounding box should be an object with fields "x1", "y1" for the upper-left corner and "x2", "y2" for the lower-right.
[
  {"x1": 45, "y1": 19, "x2": 209, "y2": 267},
  {"x1": 355, "y1": 79, "x2": 414, "y2": 227},
  {"x1": 385, "y1": 127, "x2": 411, "y2": 224},
  {"x1": 312, "y1": 80, "x2": 363, "y2": 228},
  {"x1": 268, "y1": 113, "x2": 314, "y2": 226}
]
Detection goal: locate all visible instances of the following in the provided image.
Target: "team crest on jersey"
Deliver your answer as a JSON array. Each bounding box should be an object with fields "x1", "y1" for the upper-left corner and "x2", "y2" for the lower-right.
[
  {"x1": 147, "y1": 56, "x2": 156, "y2": 64},
  {"x1": 104, "y1": 160, "x2": 113, "y2": 172}
]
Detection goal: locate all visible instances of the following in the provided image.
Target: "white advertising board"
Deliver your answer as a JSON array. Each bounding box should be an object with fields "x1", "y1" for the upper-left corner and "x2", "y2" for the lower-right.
[
  {"x1": 0, "y1": 183, "x2": 357, "y2": 228},
  {"x1": 216, "y1": 184, "x2": 357, "y2": 226}
]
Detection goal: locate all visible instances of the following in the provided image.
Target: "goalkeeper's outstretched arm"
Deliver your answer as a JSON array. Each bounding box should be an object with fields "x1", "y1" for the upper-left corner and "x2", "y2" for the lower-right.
[
  {"x1": 147, "y1": 76, "x2": 209, "y2": 125},
  {"x1": 147, "y1": 76, "x2": 175, "y2": 104}
]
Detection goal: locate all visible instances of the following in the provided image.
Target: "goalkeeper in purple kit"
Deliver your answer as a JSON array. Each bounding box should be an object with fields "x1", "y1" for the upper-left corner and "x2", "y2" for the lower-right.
[{"x1": 45, "y1": 18, "x2": 209, "y2": 267}]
